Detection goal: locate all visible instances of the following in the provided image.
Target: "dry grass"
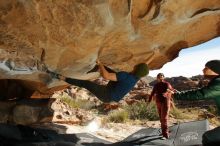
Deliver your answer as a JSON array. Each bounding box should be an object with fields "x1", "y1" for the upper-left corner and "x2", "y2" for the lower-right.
[
  {"x1": 59, "y1": 94, "x2": 95, "y2": 110},
  {"x1": 58, "y1": 92, "x2": 220, "y2": 127},
  {"x1": 106, "y1": 109, "x2": 129, "y2": 123},
  {"x1": 170, "y1": 107, "x2": 193, "y2": 119},
  {"x1": 124, "y1": 101, "x2": 159, "y2": 121},
  {"x1": 172, "y1": 107, "x2": 220, "y2": 127},
  {"x1": 59, "y1": 94, "x2": 79, "y2": 108}
]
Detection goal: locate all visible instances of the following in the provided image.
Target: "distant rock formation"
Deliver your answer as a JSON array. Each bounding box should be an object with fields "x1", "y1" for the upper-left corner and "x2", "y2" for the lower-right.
[{"x1": 149, "y1": 75, "x2": 210, "y2": 91}]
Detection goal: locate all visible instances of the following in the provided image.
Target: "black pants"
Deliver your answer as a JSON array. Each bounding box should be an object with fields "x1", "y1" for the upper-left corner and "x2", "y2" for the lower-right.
[
  {"x1": 202, "y1": 126, "x2": 220, "y2": 146},
  {"x1": 65, "y1": 78, "x2": 111, "y2": 103}
]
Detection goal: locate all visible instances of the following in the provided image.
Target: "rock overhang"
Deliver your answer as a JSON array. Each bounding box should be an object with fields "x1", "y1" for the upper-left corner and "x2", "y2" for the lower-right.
[{"x1": 0, "y1": 0, "x2": 220, "y2": 98}]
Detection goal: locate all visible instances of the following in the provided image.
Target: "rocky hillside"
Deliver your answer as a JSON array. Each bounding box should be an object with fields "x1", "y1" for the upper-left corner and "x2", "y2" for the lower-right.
[
  {"x1": 0, "y1": 0, "x2": 220, "y2": 98},
  {"x1": 149, "y1": 75, "x2": 209, "y2": 91},
  {"x1": 0, "y1": 74, "x2": 216, "y2": 126}
]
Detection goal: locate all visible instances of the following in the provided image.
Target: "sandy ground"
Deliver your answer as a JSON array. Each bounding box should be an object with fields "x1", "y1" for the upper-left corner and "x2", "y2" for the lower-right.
[
  {"x1": 62, "y1": 122, "x2": 145, "y2": 142},
  {"x1": 45, "y1": 117, "x2": 216, "y2": 143}
]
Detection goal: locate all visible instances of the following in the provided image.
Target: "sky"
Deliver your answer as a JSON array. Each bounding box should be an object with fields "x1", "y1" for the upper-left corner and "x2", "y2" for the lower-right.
[{"x1": 149, "y1": 37, "x2": 220, "y2": 77}]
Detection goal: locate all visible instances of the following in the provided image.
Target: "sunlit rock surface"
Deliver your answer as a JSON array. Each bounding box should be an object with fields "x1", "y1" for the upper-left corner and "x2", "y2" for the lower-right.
[
  {"x1": 0, "y1": 0, "x2": 220, "y2": 97},
  {"x1": 0, "y1": 97, "x2": 95, "y2": 125}
]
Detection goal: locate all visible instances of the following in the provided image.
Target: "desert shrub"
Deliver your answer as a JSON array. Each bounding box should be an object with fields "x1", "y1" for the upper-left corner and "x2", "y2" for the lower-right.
[
  {"x1": 125, "y1": 101, "x2": 159, "y2": 121},
  {"x1": 170, "y1": 107, "x2": 191, "y2": 119},
  {"x1": 59, "y1": 94, "x2": 95, "y2": 110},
  {"x1": 75, "y1": 99, "x2": 96, "y2": 110},
  {"x1": 59, "y1": 95, "x2": 79, "y2": 108},
  {"x1": 209, "y1": 117, "x2": 220, "y2": 126},
  {"x1": 107, "y1": 109, "x2": 129, "y2": 123},
  {"x1": 207, "y1": 105, "x2": 218, "y2": 115}
]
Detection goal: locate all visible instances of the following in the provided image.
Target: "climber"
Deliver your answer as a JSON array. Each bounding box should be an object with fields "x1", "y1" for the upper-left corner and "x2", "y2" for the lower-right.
[
  {"x1": 46, "y1": 51, "x2": 157, "y2": 103},
  {"x1": 170, "y1": 60, "x2": 220, "y2": 145},
  {"x1": 148, "y1": 73, "x2": 175, "y2": 139}
]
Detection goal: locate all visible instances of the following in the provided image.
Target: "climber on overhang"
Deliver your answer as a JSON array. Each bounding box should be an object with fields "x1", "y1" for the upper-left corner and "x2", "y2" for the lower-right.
[{"x1": 46, "y1": 51, "x2": 156, "y2": 103}]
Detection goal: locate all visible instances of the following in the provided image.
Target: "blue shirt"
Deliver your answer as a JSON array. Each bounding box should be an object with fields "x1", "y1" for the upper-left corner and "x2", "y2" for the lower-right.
[{"x1": 106, "y1": 71, "x2": 139, "y2": 102}]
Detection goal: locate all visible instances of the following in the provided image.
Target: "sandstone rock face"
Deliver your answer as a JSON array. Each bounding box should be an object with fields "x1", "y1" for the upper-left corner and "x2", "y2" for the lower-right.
[
  {"x1": 0, "y1": 97, "x2": 95, "y2": 125},
  {"x1": 0, "y1": 0, "x2": 220, "y2": 97},
  {"x1": 0, "y1": 99, "x2": 53, "y2": 124}
]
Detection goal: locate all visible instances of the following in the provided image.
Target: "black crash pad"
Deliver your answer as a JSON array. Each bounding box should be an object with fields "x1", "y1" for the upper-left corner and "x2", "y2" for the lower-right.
[
  {"x1": 122, "y1": 120, "x2": 209, "y2": 146},
  {"x1": 0, "y1": 120, "x2": 209, "y2": 146},
  {"x1": 0, "y1": 124, "x2": 111, "y2": 146}
]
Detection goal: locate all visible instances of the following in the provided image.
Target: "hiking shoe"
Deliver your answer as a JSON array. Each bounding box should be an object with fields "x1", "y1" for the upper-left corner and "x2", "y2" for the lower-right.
[
  {"x1": 161, "y1": 137, "x2": 167, "y2": 140},
  {"x1": 46, "y1": 69, "x2": 60, "y2": 79}
]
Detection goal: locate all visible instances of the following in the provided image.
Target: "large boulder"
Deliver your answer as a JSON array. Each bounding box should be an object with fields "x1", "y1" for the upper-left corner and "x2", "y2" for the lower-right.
[{"x1": 0, "y1": 97, "x2": 95, "y2": 125}]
